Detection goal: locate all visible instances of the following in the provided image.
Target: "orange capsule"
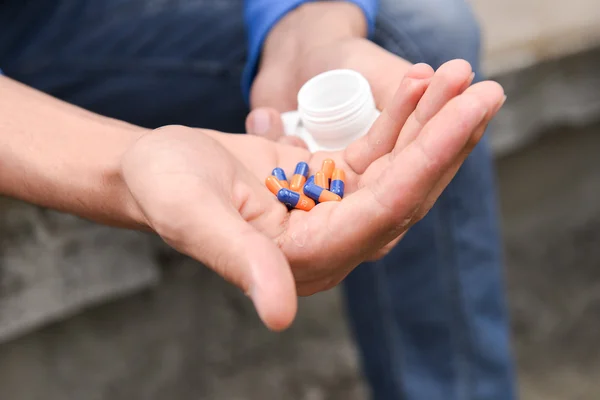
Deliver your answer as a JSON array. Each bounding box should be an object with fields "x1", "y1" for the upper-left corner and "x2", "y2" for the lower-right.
[
  {"x1": 265, "y1": 176, "x2": 285, "y2": 196},
  {"x1": 315, "y1": 171, "x2": 328, "y2": 189},
  {"x1": 321, "y1": 159, "x2": 335, "y2": 182},
  {"x1": 330, "y1": 168, "x2": 346, "y2": 197}
]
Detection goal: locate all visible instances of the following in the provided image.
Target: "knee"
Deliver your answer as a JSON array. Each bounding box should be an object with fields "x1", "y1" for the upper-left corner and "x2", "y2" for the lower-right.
[{"x1": 375, "y1": 0, "x2": 482, "y2": 69}]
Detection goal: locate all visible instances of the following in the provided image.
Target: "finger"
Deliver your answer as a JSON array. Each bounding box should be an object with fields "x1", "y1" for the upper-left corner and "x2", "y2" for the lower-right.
[
  {"x1": 181, "y1": 197, "x2": 298, "y2": 332},
  {"x1": 416, "y1": 84, "x2": 506, "y2": 218},
  {"x1": 345, "y1": 63, "x2": 434, "y2": 174},
  {"x1": 394, "y1": 59, "x2": 474, "y2": 153},
  {"x1": 328, "y1": 89, "x2": 495, "y2": 257},
  {"x1": 344, "y1": 60, "x2": 474, "y2": 181},
  {"x1": 246, "y1": 107, "x2": 286, "y2": 141},
  {"x1": 246, "y1": 108, "x2": 309, "y2": 149}
]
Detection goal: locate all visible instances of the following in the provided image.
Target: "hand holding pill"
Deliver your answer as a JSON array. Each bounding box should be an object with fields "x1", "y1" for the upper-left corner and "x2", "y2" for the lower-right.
[{"x1": 122, "y1": 61, "x2": 505, "y2": 332}]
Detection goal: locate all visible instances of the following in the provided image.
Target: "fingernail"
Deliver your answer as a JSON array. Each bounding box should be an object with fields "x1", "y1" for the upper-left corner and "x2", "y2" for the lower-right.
[
  {"x1": 250, "y1": 110, "x2": 271, "y2": 135},
  {"x1": 460, "y1": 72, "x2": 476, "y2": 92}
]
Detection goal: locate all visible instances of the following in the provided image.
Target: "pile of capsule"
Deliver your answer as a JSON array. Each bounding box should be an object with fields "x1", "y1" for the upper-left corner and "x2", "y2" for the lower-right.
[{"x1": 265, "y1": 159, "x2": 346, "y2": 211}]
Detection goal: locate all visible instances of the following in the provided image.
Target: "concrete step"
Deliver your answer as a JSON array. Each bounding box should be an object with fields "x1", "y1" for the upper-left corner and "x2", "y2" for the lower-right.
[
  {"x1": 470, "y1": 0, "x2": 600, "y2": 157},
  {"x1": 472, "y1": 0, "x2": 600, "y2": 76}
]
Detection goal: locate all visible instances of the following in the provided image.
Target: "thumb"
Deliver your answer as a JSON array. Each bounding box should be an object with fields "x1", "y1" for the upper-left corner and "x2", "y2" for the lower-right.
[
  {"x1": 181, "y1": 200, "x2": 298, "y2": 331},
  {"x1": 246, "y1": 108, "x2": 308, "y2": 149},
  {"x1": 246, "y1": 107, "x2": 285, "y2": 141}
]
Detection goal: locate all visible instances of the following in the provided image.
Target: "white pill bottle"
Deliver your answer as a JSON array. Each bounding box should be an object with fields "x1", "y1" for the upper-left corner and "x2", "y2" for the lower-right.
[{"x1": 281, "y1": 69, "x2": 380, "y2": 153}]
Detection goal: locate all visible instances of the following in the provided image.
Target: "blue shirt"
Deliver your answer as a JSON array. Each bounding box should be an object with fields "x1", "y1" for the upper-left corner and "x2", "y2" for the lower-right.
[{"x1": 243, "y1": 0, "x2": 377, "y2": 103}]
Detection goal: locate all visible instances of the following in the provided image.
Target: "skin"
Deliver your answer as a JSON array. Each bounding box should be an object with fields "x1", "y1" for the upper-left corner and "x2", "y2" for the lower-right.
[{"x1": 0, "y1": 2, "x2": 505, "y2": 332}]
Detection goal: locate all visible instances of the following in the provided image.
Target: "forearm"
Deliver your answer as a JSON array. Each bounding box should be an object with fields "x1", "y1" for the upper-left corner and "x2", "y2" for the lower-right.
[{"x1": 0, "y1": 76, "x2": 147, "y2": 229}]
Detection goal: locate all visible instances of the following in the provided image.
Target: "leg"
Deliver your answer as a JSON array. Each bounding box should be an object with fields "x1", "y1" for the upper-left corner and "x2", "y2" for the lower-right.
[
  {"x1": 0, "y1": 0, "x2": 248, "y2": 132},
  {"x1": 342, "y1": 0, "x2": 517, "y2": 399}
]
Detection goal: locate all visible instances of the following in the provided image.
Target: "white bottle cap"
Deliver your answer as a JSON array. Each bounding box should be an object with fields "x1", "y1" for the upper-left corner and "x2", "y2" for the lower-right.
[{"x1": 292, "y1": 69, "x2": 379, "y2": 152}]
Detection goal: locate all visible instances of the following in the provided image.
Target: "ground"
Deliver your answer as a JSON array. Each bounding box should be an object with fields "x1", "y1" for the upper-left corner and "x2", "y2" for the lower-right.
[{"x1": 501, "y1": 123, "x2": 600, "y2": 400}]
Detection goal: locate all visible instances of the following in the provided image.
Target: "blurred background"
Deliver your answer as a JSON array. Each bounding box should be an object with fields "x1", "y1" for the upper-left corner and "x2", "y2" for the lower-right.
[{"x1": 0, "y1": 0, "x2": 599, "y2": 399}]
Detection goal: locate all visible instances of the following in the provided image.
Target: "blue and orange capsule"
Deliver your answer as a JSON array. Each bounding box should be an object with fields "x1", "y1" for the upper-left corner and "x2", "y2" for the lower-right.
[
  {"x1": 265, "y1": 176, "x2": 315, "y2": 211},
  {"x1": 290, "y1": 162, "x2": 309, "y2": 192},
  {"x1": 265, "y1": 176, "x2": 285, "y2": 196},
  {"x1": 314, "y1": 171, "x2": 328, "y2": 189},
  {"x1": 303, "y1": 180, "x2": 342, "y2": 203},
  {"x1": 271, "y1": 168, "x2": 289, "y2": 189},
  {"x1": 321, "y1": 159, "x2": 335, "y2": 182},
  {"x1": 330, "y1": 168, "x2": 345, "y2": 197},
  {"x1": 277, "y1": 188, "x2": 316, "y2": 211}
]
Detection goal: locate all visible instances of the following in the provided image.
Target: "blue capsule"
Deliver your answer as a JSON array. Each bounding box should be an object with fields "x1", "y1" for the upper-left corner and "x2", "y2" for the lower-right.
[
  {"x1": 330, "y1": 168, "x2": 346, "y2": 197},
  {"x1": 277, "y1": 188, "x2": 296, "y2": 207},
  {"x1": 293, "y1": 162, "x2": 309, "y2": 177},
  {"x1": 303, "y1": 181, "x2": 342, "y2": 203},
  {"x1": 290, "y1": 162, "x2": 309, "y2": 192},
  {"x1": 272, "y1": 168, "x2": 287, "y2": 182},
  {"x1": 276, "y1": 188, "x2": 315, "y2": 211},
  {"x1": 330, "y1": 180, "x2": 345, "y2": 197}
]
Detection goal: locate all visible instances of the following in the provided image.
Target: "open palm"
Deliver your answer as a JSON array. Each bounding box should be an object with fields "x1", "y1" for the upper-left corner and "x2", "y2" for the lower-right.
[{"x1": 122, "y1": 61, "x2": 505, "y2": 331}]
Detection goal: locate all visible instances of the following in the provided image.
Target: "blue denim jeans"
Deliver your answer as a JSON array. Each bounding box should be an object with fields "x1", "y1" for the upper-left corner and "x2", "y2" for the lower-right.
[{"x1": 0, "y1": 0, "x2": 516, "y2": 399}]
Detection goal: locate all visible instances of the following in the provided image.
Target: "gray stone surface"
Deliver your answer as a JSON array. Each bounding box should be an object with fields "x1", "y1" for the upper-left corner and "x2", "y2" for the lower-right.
[
  {"x1": 472, "y1": 0, "x2": 600, "y2": 157},
  {"x1": 470, "y1": 0, "x2": 600, "y2": 77},
  {"x1": 500, "y1": 123, "x2": 600, "y2": 400},
  {"x1": 489, "y1": 46, "x2": 600, "y2": 157},
  {"x1": 0, "y1": 199, "x2": 159, "y2": 343},
  {"x1": 0, "y1": 247, "x2": 367, "y2": 400}
]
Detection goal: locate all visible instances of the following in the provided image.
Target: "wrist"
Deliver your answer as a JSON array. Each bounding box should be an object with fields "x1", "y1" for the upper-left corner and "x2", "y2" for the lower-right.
[
  {"x1": 100, "y1": 124, "x2": 151, "y2": 231},
  {"x1": 260, "y1": 2, "x2": 366, "y2": 75},
  {"x1": 40, "y1": 119, "x2": 150, "y2": 231},
  {"x1": 0, "y1": 76, "x2": 149, "y2": 230},
  {"x1": 251, "y1": 2, "x2": 367, "y2": 109}
]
